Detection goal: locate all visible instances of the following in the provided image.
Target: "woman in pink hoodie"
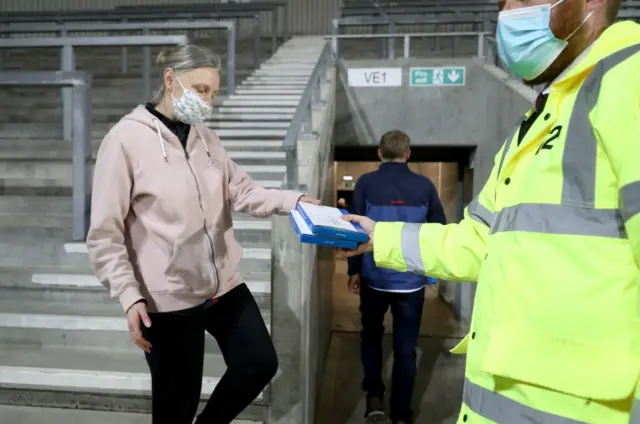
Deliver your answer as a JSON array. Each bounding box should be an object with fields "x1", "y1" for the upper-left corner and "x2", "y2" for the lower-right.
[{"x1": 86, "y1": 44, "x2": 318, "y2": 424}]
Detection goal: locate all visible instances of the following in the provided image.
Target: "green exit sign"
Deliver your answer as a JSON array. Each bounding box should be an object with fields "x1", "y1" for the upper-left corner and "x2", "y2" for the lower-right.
[{"x1": 410, "y1": 67, "x2": 466, "y2": 86}]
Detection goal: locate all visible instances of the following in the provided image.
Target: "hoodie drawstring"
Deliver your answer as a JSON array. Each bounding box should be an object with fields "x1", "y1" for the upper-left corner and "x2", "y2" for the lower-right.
[
  {"x1": 152, "y1": 118, "x2": 168, "y2": 162},
  {"x1": 153, "y1": 119, "x2": 211, "y2": 162},
  {"x1": 194, "y1": 127, "x2": 211, "y2": 158}
]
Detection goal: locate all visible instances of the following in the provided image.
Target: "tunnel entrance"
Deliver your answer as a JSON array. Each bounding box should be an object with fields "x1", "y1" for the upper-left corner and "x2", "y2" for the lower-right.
[{"x1": 330, "y1": 145, "x2": 475, "y2": 332}]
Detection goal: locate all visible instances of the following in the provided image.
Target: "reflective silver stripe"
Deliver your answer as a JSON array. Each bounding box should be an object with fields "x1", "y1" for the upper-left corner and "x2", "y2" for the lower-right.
[
  {"x1": 463, "y1": 378, "x2": 585, "y2": 424},
  {"x1": 492, "y1": 44, "x2": 640, "y2": 237},
  {"x1": 490, "y1": 203, "x2": 626, "y2": 238},
  {"x1": 400, "y1": 223, "x2": 426, "y2": 274},
  {"x1": 468, "y1": 196, "x2": 495, "y2": 227},
  {"x1": 562, "y1": 43, "x2": 640, "y2": 206},
  {"x1": 621, "y1": 180, "x2": 640, "y2": 223},
  {"x1": 630, "y1": 399, "x2": 640, "y2": 424}
]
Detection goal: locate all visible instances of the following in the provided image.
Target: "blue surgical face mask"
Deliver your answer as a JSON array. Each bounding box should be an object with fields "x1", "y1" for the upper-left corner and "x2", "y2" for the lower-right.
[{"x1": 496, "y1": 0, "x2": 593, "y2": 81}]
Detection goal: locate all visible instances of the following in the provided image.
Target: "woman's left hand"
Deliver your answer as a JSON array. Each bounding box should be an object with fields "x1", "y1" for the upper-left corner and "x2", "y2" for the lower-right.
[{"x1": 298, "y1": 195, "x2": 321, "y2": 205}]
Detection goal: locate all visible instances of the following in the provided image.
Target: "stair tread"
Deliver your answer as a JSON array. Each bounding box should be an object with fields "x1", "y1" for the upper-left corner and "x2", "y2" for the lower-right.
[
  {"x1": 0, "y1": 344, "x2": 228, "y2": 394},
  {"x1": 0, "y1": 405, "x2": 262, "y2": 424},
  {"x1": 0, "y1": 263, "x2": 271, "y2": 290}
]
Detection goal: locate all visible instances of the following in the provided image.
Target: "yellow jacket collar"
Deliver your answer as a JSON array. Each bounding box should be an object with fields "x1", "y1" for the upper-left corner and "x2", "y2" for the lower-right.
[{"x1": 552, "y1": 20, "x2": 640, "y2": 90}]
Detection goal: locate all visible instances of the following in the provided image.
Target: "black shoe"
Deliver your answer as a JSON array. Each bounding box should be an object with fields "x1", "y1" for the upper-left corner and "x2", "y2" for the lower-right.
[
  {"x1": 392, "y1": 420, "x2": 413, "y2": 424},
  {"x1": 364, "y1": 396, "x2": 386, "y2": 422}
]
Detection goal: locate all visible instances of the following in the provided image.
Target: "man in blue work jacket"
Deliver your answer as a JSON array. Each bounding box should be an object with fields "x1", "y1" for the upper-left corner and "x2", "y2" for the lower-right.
[{"x1": 347, "y1": 130, "x2": 447, "y2": 424}]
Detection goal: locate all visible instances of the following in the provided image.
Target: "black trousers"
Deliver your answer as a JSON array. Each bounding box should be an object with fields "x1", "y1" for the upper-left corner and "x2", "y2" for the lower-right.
[
  {"x1": 360, "y1": 284, "x2": 425, "y2": 422},
  {"x1": 141, "y1": 283, "x2": 277, "y2": 424}
]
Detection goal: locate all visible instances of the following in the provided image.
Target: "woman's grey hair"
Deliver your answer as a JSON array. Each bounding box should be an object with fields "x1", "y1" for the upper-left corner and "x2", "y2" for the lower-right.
[{"x1": 151, "y1": 44, "x2": 221, "y2": 104}]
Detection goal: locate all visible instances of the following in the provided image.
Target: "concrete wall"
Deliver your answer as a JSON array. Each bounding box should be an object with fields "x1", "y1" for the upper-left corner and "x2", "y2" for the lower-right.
[
  {"x1": 336, "y1": 57, "x2": 537, "y2": 196},
  {"x1": 269, "y1": 66, "x2": 336, "y2": 424},
  {"x1": 0, "y1": 0, "x2": 341, "y2": 37}
]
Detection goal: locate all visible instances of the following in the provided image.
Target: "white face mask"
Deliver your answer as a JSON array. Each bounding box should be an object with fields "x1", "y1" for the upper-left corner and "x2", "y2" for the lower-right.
[{"x1": 171, "y1": 75, "x2": 213, "y2": 124}]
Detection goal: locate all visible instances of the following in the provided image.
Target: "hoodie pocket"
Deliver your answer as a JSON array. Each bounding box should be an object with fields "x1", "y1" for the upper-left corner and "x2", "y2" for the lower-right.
[{"x1": 161, "y1": 230, "x2": 214, "y2": 293}]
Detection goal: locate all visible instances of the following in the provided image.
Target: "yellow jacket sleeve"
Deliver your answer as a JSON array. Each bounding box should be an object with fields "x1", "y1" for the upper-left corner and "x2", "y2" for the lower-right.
[
  {"x1": 597, "y1": 78, "x2": 640, "y2": 267},
  {"x1": 373, "y1": 147, "x2": 504, "y2": 282}
]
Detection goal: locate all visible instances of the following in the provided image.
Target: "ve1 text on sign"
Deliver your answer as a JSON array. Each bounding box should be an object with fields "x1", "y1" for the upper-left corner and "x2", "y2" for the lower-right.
[
  {"x1": 348, "y1": 68, "x2": 402, "y2": 87},
  {"x1": 410, "y1": 67, "x2": 466, "y2": 86}
]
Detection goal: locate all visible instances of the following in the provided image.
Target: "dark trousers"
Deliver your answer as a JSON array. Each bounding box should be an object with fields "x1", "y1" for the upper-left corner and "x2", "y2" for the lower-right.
[
  {"x1": 360, "y1": 283, "x2": 425, "y2": 422},
  {"x1": 141, "y1": 283, "x2": 277, "y2": 424}
]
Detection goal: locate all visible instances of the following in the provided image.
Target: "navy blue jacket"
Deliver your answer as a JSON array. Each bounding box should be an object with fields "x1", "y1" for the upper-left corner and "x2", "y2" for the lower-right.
[{"x1": 347, "y1": 162, "x2": 447, "y2": 291}]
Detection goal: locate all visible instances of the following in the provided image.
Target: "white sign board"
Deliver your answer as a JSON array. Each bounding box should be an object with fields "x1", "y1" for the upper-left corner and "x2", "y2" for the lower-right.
[{"x1": 348, "y1": 68, "x2": 402, "y2": 87}]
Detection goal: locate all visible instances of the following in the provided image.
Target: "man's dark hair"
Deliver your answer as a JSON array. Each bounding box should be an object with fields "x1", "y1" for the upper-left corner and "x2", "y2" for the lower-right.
[
  {"x1": 379, "y1": 130, "x2": 411, "y2": 160},
  {"x1": 605, "y1": 0, "x2": 620, "y2": 24}
]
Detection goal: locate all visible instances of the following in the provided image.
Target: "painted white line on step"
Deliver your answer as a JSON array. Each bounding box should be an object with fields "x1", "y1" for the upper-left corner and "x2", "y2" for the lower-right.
[
  {"x1": 208, "y1": 122, "x2": 291, "y2": 129},
  {"x1": 31, "y1": 274, "x2": 271, "y2": 294},
  {"x1": 227, "y1": 151, "x2": 285, "y2": 159},
  {"x1": 32, "y1": 273, "x2": 100, "y2": 287},
  {"x1": 219, "y1": 100, "x2": 300, "y2": 107},
  {"x1": 227, "y1": 95, "x2": 301, "y2": 101},
  {"x1": 221, "y1": 141, "x2": 282, "y2": 148},
  {"x1": 65, "y1": 244, "x2": 274, "y2": 258},
  {"x1": 209, "y1": 113, "x2": 294, "y2": 120},
  {"x1": 245, "y1": 280, "x2": 271, "y2": 294},
  {"x1": 0, "y1": 366, "x2": 230, "y2": 398},
  {"x1": 237, "y1": 165, "x2": 286, "y2": 173},
  {"x1": 0, "y1": 312, "x2": 127, "y2": 331},
  {"x1": 214, "y1": 129, "x2": 287, "y2": 137},
  {"x1": 216, "y1": 107, "x2": 297, "y2": 113}
]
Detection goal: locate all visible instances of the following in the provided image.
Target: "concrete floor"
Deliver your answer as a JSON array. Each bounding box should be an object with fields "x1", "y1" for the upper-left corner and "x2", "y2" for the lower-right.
[{"x1": 318, "y1": 259, "x2": 467, "y2": 424}]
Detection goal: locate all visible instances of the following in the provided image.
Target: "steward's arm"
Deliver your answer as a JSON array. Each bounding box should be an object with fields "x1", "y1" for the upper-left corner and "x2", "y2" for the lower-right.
[
  {"x1": 372, "y1": 149, "x2": 503, "y2": 282},
  {"x1": 598, "y1": 75, "x2": 640, "y2": 268}
]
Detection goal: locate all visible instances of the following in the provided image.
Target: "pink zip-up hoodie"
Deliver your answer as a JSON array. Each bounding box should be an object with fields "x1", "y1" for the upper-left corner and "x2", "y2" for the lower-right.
[{"x1": 86, "y1": 105, "x2": 302, "y2": 313}]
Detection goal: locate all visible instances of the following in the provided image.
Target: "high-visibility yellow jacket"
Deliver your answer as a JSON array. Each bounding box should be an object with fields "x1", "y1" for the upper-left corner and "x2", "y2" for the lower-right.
[{"x1": 373, "y1": 21, "x2": 640, "y2": 423}]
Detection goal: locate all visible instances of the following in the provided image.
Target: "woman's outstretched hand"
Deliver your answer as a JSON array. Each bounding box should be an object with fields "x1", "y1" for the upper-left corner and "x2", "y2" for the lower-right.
[
  {"x1": 297, "y1": 195, "x2": 321, "y2": 205},
  {"x1": 339, "y1": 214, "x2": 376, "y2": 257}
]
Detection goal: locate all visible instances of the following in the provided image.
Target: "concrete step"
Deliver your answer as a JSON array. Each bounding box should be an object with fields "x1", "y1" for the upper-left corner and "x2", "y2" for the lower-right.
[
  {"x1": 227, "y1": 95, "x2": 301, "y2": 101},
  {"x1": 0, "y1": 297, "x2": 270, "y2": 354},
  {"x1": 241, "y1": 80, "x2": 308, "y2": 86},
  {"x1": 208, "y1": 121, "x2": 290, "y2": 129},
  {"x1": 0, "y1": 178, "x2": 284, "y2": 196},
  {"x1": 216, "y1": 107, "x2": 296, "y2": 113},
  {"x1": 0, "y1": 162, "x2": 285, "y2": 193},
  {"x1": 0, "y1": 196, "x2": 275, "y2": 243},
  {"x1": 213, "y1": 128, "x2": 287, "y2": 137},
  {"x1": 219, "y1": 99, "x2": 301, "y2": 107},
  {"x1": 0, "y1": 263, "x2": 271, "y2": 309},
  {"x1": 221, "y1": 140, "x2": 284, "y2": 150},
  {"x1": 210, "y1": 113, "x2": 294, "y2": 120},
  {"x1": 0, "y1": 235, "x2": 272, "y2": 273},
  {"x1": 0, "y1": 345, "x2": 266, "y2": 416},
  {"x1": 0, "y1": 144, "x2": 286, "y2": 163},
  {"x1": 0, "y1": 405, "x2": 263, "y2": 424}
]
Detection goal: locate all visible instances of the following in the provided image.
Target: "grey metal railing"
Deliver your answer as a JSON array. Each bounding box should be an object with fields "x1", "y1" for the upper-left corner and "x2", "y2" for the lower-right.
[
  {"x1": 0, "y1": 21, "x2": 240, "y2": 84},
  {"x1": 0, "y1": 1, "x2": 288, "y2": 52},
  {"x1": 328, "y1": 31, "x2": 490, "y2": 59},
  {"x1": 282, "y1": 43, "x2": 332, "y2": 190},
  {"x1": 0, "y1": 35, "x2": 188, "y2": 142},
  {"x1": 0, "y1": 71, "x2": 92, "y2": 241}
]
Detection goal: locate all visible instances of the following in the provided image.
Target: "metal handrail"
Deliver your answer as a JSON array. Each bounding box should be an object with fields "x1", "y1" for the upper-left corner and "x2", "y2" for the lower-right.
[
  {"x1": 0, "y1": 3, "x2": 288, "y2": 51},
  {"x1": 0, "y1": 71, "x2": 93, "y2": 241},
  {"x1": 0, "y1": 35, "x2": 188, "y2": 142},
  {"x1": 0, "y1": 21, "x2": 239, "y2": 94},
  {"x1": 282, "y1": 42, "x2": 332, "y2": 190},
  {"x1": 327, "y1": 31, "x2": 491, "y2": 59}
]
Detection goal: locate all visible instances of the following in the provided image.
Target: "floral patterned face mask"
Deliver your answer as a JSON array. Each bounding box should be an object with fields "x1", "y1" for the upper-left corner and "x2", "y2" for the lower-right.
[{"x1": 171, "y1": 75, "x2": 213, "y2": 124}]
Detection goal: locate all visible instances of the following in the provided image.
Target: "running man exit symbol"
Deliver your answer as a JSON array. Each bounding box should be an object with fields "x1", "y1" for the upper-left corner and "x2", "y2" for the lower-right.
[{"x1": 410, "y1": 67, "x2": 466, "y2": 86}]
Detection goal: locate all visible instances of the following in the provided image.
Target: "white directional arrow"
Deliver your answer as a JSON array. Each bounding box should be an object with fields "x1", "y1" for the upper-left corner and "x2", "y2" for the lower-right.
[{"x1": 447, "y1": 70, "x2": 460, "y2": 82}]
